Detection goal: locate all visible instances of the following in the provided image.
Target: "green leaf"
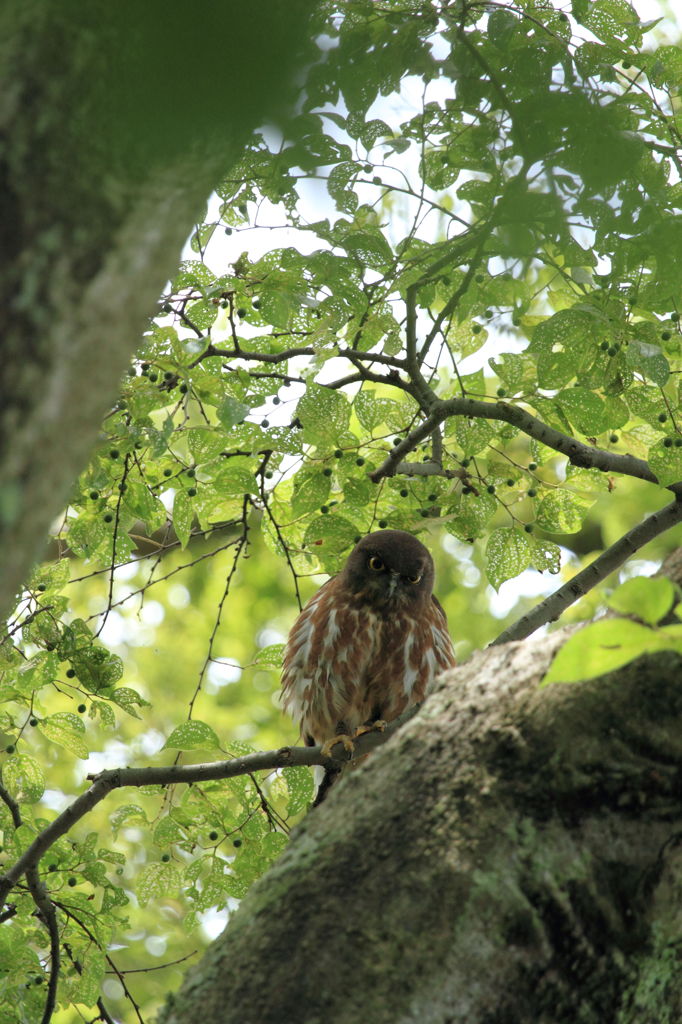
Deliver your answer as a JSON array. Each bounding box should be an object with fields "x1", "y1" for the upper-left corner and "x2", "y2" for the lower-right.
[
  {"x1": 536, "y1": 491, "x2": 592, "y2": 534},
  {"x1": 298, "y1": 384, "x2": 351, "y2": 448},
  {"x1": 648, "y1": 440, "x2": 682, "y2": 487},
  {"x1": 486, "y1": 528, "x2": 533, "y2": 590},
  {"x1": 110, "y1": 686, "x2": 151, "y2": 719},
  {"x1": 163, "y1": 720, "x2": 221, "y2": 751},
  {"x1": 38, "y1": 713, "x2": 89, "y2": 759},
  {"x1": 255, "y1": 644, "x2": 285, "y2": 667},
  {"x1": 2, "y1": 754, "x2": 45, "y2": 803},
  {"x1": 110, "y1": 804, "x2": 148, "y2": 838},
  {"x1": 136, "y1": 861, "x2": 182, "y2": 906},
  {"x1": 607, "y1": 576, "x2": 676, "y2": 626},
  {"x1": 625, "y1": 339, "x2": 670, "y2": 386},
  {"x1": 341, "y1": 231, "x2": 393, "y2": 269},
  {"x1": 556, "y1": 388, "x2": 609, "y2": 435},
  {"x1": 283, "y1": 765, "x2": 314, "y2": 815},
  {"x1": 217, "y1": 396, "x2": 250, "y2": 430},
  {"x1": 543, "y1": 618, "x2": 682, "y2": 685},
  {"x1": 291, "y1": 468, "x2": 331, "y2": 516},
  {"x1": 173, "y1": 489, "x2": 193, "y2": 549}
]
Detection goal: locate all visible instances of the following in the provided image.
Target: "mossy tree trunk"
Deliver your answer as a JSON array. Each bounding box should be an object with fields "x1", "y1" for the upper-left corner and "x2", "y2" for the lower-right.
[
  {"x1": 162, "y1": 627, "x2": 682, "y2": 1024},
  {"x1": 0, "y1": 0, "x2": 314, "y2": 619}
]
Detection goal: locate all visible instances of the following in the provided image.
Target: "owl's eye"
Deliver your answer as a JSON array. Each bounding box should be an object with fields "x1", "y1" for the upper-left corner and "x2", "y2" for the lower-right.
[
  {"x1": 368, "y1": 556, "x2": 385, "y2": 571},
  {"x1": 407, "y1": 574, "x2": 422, "y2": 585}
]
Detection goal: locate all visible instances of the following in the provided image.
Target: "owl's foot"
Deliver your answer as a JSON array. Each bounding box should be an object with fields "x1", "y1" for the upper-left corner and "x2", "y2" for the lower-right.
[
  {"x1": 355, "y1": 719, "x2": 387, "y2": 737},
  {"x1": 321, "y1": 734, "x2": 356, "y2": 759}
]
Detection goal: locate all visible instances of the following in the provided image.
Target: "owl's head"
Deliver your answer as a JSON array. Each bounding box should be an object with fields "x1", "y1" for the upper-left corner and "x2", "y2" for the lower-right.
[{"x1": 342, "y1": 530, "x2": 435, "y2": 609}]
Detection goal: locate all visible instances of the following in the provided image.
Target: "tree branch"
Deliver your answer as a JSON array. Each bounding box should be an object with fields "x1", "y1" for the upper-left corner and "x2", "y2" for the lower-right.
[
  {"x1": 369, "y1": 397, "x2": 682, "y2": 496},
  {"x1": 491, "y1": 497, "x2": 682, "y2": 646}
]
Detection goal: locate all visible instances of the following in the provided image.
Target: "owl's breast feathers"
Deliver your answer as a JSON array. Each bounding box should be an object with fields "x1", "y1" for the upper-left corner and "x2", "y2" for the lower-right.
[{"x1": 281, "y1": 575, "x2": 456, "y2": 746}]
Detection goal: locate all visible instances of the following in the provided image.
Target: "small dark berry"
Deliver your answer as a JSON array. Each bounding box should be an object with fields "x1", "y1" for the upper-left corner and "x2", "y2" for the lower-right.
[
  {"x1": 487, "y1": 485, "x2": 496, "y2": 494},
  {"x1": 600, "y1": 341, "x2": 609, "y2": 351},
  {"x1": 658, "y1": 412, "x2": 668, "y2": 423},
  {"x1": 524, "y1": 524, "x2": 533, "y2": 533},
  {"x1": 68, "y1": 877, "x2": 77, "y2": 887},
  {"x1": 528, "y1": 462, "x2": 537, "y2": 471},
  {"x1": 164, "y1": 371, "x2": 174, "y2": 380},
  {"x1": 675, "y1": 439, "x2": 682, "y2": 448},
  {"x1": 66, "y1": 668, "x2": 76, "y2": 679},
  {"x1": 506, "y1": 479, "x2": 515, "y2": 487},
  {"x1": 233, "y1": 838, "x2": 242, "y2": 847},
  {"x1": 118, "y1": 482, "x2": 127, "y2": 492},
  {"x1": 103, "y1": 513, "x2": 113, "y2": 523},
  {"x1": 607, "y1": 346, "x2": 617, "y2": 356},
  {"x1": 187, "y1": 487, "x2": 197, "y2": 497},
  {"x1": 320, "y1": 505, "x2": 329, "y2": 514},
  {"x1": 462, "y1": 486, "x2": 473, "y2": 495},
  {"x1": 354, "y1": 536, "x2": 361, "y2": 543},
  {"x1": 48, "y1": 864, "x2": 57, "y2": 872},
  {"x1": 237, "y1": 308, "x2": 247, "y2": 317},
  {"x1": 149, "y1": 373, "x2": 158, "y2": 382},
  {"x1": 372, "y1": 176, "x2": 382, "y2": 185},
  {"x1": 37, "y1": 584, "x2": 46, "y2": 592},
  {"x1": 400, "y1": 489, "x2": 409, "y2": 497},
  {"x1": 134, "y1": 440, "x2": 144, "y2": 450},
  {"x1": 527, "y1": 488, "x2": 537, "y2": 498},
  {"x1": 621, "y1": 60, "x2": 631, "y2": 69},
  {"x1": 163, "y1": 468, "x2": 173, "y2": 477},
  {"x1": 323, "y1": 468, "x2": 333, "y2": 476},
  {"x1": 475, "y1": 274, "x2": 484, "y2": 283},
  {"x1": 378, "y1": 520, "x2": 388, "y2": 528},
  {"x1": 356, "y1": 457, "x2": 365, "y2": 466},
  {"x1": 209, "y1": 831, "x2": 219, "y2": 841},
  {"x1": 334, "y1": 450, "x2": 343, "y2": 458},
  {"x1": 89, "y1": 490, "x2": 99, "y2": 500},
  {"x1": 161, "y1": 853, "x2": 171, "y2": 863},
  {"x1": 5, "y1": 745, "x2": 15, "y2": 754},
  {"x1": 420, "y1": 510, "x2": 429, "y2": 518},
  {"x1": 663, "y1": 438, "x2": 673, "y2": 447},
  {"x1": 496, "y1": 388, "x2": 506, "y2": 397},
  {"x1": 141, "y1": 363, "x2": 150, "y2": 372},
  {"x1": 179, "y1": 383, "x2": 188, "y2": 394},
  {"x1": 109, "y1": 449, "x2": 119, "y2": 459},
  {"x1": 461, "y1": 458, "x2": 470, "y2": 468},
  {"x1": 472, "y1": 324, "x2": 482, "y2": 335},
  {"x1": 77, "y1": 704, "x2": 86, "y2": 713},
  {"x1": 672, "y1": 312, "x2": 680, "y2": 322},
  {"x1": 186, "y1": 468, "x2": 196, "y2": 478},
  {"x1": 225, "y1": 227, "x2": 233, "y2": 235},
  {"x1": 252, "y1": 299, "x2": 261, "y2": 309},
  {"x1": 610, "y1": 434, "x2": 618, "y2": 443},
  {"x1": 29, "y1": 718, "x2": 37, "y2": 727},
  {"x1": 484, "y1": 309, "x2": 493, "y2": 319},
  {"x1": 265, "y1": 470, "x2": 274, "y2": 479},
  {"x1": 273, "y1": 396, "x2": 281, "y2": 405}
]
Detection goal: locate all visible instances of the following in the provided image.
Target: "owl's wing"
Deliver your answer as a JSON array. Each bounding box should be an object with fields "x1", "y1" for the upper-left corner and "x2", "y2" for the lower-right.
[{"x1": 281, "y1": 577, "x2": 372, "y2": 745}]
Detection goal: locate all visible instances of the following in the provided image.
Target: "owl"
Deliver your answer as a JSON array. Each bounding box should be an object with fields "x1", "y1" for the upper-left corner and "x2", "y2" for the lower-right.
[{"x1": 281, "y1": 530, "x2": 456, "y2": 799}]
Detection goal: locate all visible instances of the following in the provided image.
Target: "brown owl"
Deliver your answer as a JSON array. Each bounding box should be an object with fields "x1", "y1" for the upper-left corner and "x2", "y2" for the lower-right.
[{"x1": 281, "y1": 530, "x2": 456, "y2": 800}]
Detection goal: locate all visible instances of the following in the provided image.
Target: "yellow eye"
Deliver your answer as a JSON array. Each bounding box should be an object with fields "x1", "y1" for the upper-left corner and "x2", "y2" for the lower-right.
[
  {"x1": 368, "y1": 556, "x2": 384, "y2": 571},
  {"x1": 407, "y1": 574, "x2": 422, "y2": 585}
]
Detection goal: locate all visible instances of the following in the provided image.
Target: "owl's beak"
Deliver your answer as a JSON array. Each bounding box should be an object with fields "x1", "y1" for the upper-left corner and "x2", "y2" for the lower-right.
[{"x1": 387, "y1": 570, "x2": 400, "y2": 595}]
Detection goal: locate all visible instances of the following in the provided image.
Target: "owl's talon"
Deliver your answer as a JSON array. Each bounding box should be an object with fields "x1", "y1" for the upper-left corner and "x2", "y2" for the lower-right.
[
  {"x1": 355, "y1": 719, "x2": 387, "y2": 737},
  {"x1": 321, "y1": 734, "x2": 355, "y2": 759}
]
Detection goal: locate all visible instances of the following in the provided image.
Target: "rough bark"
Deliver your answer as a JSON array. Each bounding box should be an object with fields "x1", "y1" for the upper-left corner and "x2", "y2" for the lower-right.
[
  {"x1": 0, "y1": 0, "x2": 314, "y2": 620},
  {"x1": 162, "y1": 628, "x2": 682, "y2": 1024}
]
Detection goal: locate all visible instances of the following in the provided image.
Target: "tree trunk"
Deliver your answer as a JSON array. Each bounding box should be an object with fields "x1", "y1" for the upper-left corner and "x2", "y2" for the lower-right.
[
  {"x1": 0, "y1": 0, "x2": 314, "y2": 619},
  {"x1": 161, "y1": 628, "x2": 682, "y2": 1024}
]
